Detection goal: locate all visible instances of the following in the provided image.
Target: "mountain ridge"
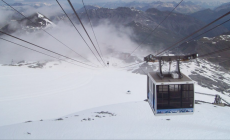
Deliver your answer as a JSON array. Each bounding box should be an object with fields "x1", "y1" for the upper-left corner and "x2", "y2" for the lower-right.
[{"x1": 0, "y1": 12, "x2": 55, "y2": 34}]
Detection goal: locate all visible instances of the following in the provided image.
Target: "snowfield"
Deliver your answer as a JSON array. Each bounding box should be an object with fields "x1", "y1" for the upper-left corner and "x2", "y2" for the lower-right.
[
  {"x1": 0, "y1": 61, "x2": 146, "y2": 126},
  {"x1": 0, "y1": 60, "x2": 230, "y2": 139}
]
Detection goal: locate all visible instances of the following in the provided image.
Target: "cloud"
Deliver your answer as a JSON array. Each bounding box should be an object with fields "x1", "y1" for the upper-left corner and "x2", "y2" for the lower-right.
[
  {"x1": 0, "y1": 9, "x2": 14, "y2": 28},
  {"x1": 0, "y1": 16, "x2": 140, "y2": 66}
]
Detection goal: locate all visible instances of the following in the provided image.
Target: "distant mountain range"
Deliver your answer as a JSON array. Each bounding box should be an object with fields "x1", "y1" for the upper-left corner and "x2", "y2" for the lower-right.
[
  {"x1": 191, "y1": 1, "x2": 225, "y2": 9},
  {"x1": 1, "y1": 5, "x2": 229, "y2": 54},
  {"x1": 52, "y1": 6, "x2": 229, "y2": 55},
  {"x1": 73, "y1": 6, "x2": 227, "y2": 39},
  {"x1": 93, "y1": 1, "x2": 203, "y2": 14},
  {"x1": 92, "y1": 1, "x2": 227, "y2": 14},
  {"x1": 1, "y1": 0, "x2": 228, "y2": 14}
]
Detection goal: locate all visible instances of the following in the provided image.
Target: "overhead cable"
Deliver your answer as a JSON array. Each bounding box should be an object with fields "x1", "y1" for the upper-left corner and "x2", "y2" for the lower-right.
[
  {"x1": 67, "y1": 0, "x2": 107, "y2": 67},
  {"x1": 188, "y1": 19, "x2": 230, "y2": 42},
  {"x1": 155, "y1": 11, "x2": 230, "y2": 56},
  {"x1": 1, "y1": 0, "x2": 95, "y2": 65},
  {"x1": 171, "y1": 18, "x2": 230, "y2": 53},
  {"x1": 0, "y1": 30, "x2": 98, "y2": 68},
  {"x1": 56, "y1": 0, "x2": 102, "y2": 66},
  {"x1": 82, "y1": 0, "x2": 104, "y2": 61},
  {"x1": 129, "y1": 0, "x2": 184, "y2": 55},
  {"x1": 0, "y1": 37, "x2": 94, "y2": 70}
]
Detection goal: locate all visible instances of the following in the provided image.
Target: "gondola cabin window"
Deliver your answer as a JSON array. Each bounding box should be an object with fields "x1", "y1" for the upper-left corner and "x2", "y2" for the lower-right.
[
  {"x1": 169, "y1": 84, "x2": 181, "y2": 109},
  {"x1": 182, "y1": 84, "x2": 194, "y2": 108},
  {"x1": 147, "y1": 71, "x2": 194, "y2": 115},
  {"x1": 157, "y1": 84, "x2": 194, "y2": 109},
  {"x1": 157, "y1": 85, "x2": 169, "y2": 109}
]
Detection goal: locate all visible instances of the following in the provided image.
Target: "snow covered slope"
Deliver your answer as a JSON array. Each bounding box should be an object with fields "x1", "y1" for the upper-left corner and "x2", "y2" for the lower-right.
[
  {"x1": 0, "y1": 58, "x2": 229, "y2": 139},
  {"x1": 0, "y1": 61, "x2": 146, "y2": 126}
]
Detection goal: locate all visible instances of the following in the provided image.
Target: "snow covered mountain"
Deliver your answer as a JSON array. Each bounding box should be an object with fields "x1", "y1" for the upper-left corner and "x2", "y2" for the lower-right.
[{"x1": 0, "y1": 12, "x2": 55, "y2": 34}]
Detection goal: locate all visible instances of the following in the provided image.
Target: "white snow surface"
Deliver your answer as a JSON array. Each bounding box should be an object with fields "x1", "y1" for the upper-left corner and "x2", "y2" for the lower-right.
[
  {"x1": 1, "y1": 101, "x2": 230, "y2": 139},
  {"x1": 0, "y1": 60, "x2": 230, "y2": 139},
  {"x1": 0, "y1": 62, "x2": 146, "y2": 126}
]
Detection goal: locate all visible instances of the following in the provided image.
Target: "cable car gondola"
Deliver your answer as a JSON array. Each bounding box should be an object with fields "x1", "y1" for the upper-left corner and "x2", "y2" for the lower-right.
[{"x1": 145, "y1": 54, "x2": 198, "y2": 115}]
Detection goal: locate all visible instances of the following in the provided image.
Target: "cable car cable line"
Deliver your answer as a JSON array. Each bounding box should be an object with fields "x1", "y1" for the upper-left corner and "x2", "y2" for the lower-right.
[
  {"x1": 155, "y1": 11, "x2": 230, "y2": 56},
  {"x1": 0, "y1": 30, "x2": 98, "y2": 68},
  {"x1": 171, "y1": 18, "x2": 230, "y2": 53},
  {"x1": 0, "y1": 37, "x2": 95, "y2": 70},
  {"x1": 119, "y1": 0, "x2": 183, "y2": 68},
  {"x1": 67, "y1": 0, "x2": 107, "y2": 67},
  {"x1": 118, "y1": 11, "x2": 230, "y2": 69},
  {"x1": 55, "y1": 0, "x2": 101, "y2": 67},
  {"x1": 82, "y1": 0, "x2": 104, "y2": 61},
  {"x1": 1, "y1": 0, "x2": 96, "y2": 66},
  {"x1": 187, "y1": 19, "x2": 230, "y2": 43},
  {"x1": 129, "y1": 0, "x2": 184, "y2": 56}
]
